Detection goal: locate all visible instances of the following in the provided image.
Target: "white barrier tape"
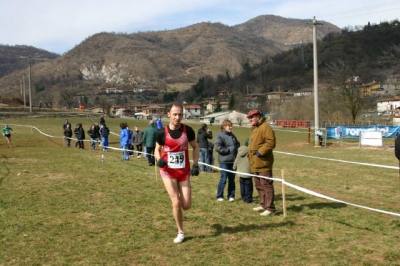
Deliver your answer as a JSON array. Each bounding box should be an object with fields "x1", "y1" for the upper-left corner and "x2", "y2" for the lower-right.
[
  {"x1": 275, "y1": 151, "x2": 398, "y2": 170},
  {"x1": 9, "y1": 124, "x2": 400, "y2": 217},
  {"x1": 197, "y1": 161, "x2": 400, "y2": 217},
  {"x1": 283, "y1": 181, "x2": 400, "y2": 217}
]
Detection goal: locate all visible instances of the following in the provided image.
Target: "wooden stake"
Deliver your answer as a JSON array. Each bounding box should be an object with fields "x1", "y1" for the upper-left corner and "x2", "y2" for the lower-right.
[
  {"x1": 155, "y1": 163, "x2": 158, "y2": 181},
  {"x1": 281, "y1": 169, "x2": 287, "y2": 218}
]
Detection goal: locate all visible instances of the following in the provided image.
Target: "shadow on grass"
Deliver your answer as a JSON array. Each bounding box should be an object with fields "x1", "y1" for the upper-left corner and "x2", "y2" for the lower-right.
[
  {"x1": 287, "y1": 202, "x2": 347, "y2": 212},
  {"x1": 208, "y1": 220, "x2": 295, "y2": 237},
  {"x1": 286, "y1": 202, "x2": 375, "y2": 231},
  {"x1": 275, "y1": 193, "x2": 307, "y2": 201}
]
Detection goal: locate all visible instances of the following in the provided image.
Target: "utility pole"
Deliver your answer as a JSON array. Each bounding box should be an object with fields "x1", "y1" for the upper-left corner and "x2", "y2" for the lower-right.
[
  {"x1": 21, "y1": 54, "x2": 49, "y2": 113},
  {"x1": 22, "y1": 72, "x2": 26, "y2": 109},
  {"x1": 311, "y1": 17, "x2": 323, "y2": 146},
  {"x1": 28, "y1": 56, "x2": 33, "y2": 113}
]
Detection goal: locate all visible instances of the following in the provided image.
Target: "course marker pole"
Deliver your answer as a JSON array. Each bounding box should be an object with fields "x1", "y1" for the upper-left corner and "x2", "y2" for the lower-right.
[{"x1": 282, "y1": 169, "x2": 287, "y2": 218}]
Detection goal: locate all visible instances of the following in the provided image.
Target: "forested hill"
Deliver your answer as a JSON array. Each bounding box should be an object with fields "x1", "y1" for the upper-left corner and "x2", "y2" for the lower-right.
[
  {"x1": 230, "y1": 20, "x2": 400, "y2": 94},
  {"x1": 0, "y1": 45, "x2": 58, "y2": 78}
]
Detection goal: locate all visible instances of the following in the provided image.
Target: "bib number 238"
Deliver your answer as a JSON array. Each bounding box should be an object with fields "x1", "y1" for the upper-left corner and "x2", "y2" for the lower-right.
[{"x1": 167, "y1": 152, "x2": 185, "y2": 169}]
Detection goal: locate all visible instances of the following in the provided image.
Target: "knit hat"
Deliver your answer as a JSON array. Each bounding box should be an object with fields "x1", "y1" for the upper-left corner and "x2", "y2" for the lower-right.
[
  {"x1": 244, "y1": 138, "x2": 249, "y2": 147},
  {"x1": 149, "y1": 120, "x2": 154, "y2": 125}
]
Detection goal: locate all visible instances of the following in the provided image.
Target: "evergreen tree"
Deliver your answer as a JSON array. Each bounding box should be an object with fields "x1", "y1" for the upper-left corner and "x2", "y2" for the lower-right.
[
  {"x1": 228, "y1": 94, "x2": 235, "y2": 110},
  {"x1": 214, "y1": 100, "x2": 222, "y2": 112}
]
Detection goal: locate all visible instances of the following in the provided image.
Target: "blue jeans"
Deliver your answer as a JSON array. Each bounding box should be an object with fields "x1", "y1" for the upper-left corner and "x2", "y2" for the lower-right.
[
  {"x1": 199, "y1": 148, "x2": 211, "y2": 172},
  {"x1": 91, "y1": 138, "x2": 97, "y2": 150},
  {"x1": 102, "y1": 137, "x2": 108, "y2": 150},
  {"x1": 65, "y1": 138, "x2": 71, "y2": 148},
  {"x1": 121, "y1": 145, "x2": 129, "y2": 160},
  {"x1": 216, "y1": 163, "x2": 235, "y2": 199},
  {"x1": 145, "y1": 146, "x2": 155, "y2": 165}
]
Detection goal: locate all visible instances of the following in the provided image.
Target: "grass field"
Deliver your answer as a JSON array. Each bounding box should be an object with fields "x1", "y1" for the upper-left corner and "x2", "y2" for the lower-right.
[{"x1": 0, "y1": 116, "x2": 399, "y2": 265}]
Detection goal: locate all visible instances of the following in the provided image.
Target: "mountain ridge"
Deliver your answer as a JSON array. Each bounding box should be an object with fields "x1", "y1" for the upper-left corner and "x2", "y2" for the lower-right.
[{"x1": 0, "y1": 15, "x2": 340, "y2": 102}]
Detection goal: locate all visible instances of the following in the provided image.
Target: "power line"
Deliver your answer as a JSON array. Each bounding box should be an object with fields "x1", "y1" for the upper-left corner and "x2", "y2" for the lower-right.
[{"x1": 321, "y1": 0, "x2": 400, "y2": 19}]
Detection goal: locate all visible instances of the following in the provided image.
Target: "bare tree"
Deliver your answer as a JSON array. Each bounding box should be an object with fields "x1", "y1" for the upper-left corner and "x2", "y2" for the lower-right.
[
  {"x1": 323, "y1": 60, "x2": 377, "y2": 124},
  {"x1": 60, "y1": 90, "x2": 76, "y2": 109},
  {"x1": 381, "y1": 44, "x2": 400, "y2": 76}
]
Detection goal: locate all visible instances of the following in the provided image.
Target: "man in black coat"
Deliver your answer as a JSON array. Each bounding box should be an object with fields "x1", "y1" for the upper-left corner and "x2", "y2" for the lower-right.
[
  {"x1": 197, "y1": 123, "x2": 213, "y2": 172},
  {"x1": 395, "y1": 132, "x2": 400, "y2": 160}
]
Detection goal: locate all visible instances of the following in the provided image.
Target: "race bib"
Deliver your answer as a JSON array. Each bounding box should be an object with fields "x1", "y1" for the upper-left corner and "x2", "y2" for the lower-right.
[
  {"x1": 4, "y1": 130, "x2": 9, "y2": 135},
  {"x1": 167, "y1": 151, "x2": 185, "y2": 169}
]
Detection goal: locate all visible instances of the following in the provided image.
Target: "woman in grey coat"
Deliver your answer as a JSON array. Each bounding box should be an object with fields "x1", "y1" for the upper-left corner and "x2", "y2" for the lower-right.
[{"x1": 214, "y1": 119, "x2": 240, "y2": 201}]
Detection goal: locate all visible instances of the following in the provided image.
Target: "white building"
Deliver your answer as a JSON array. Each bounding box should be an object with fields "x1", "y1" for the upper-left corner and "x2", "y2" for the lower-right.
[
  {"x1": 377, "y1": 96, "x2": 400, "y2": 113},
  {"x1": 200, "y1": 110, "x2": 248, "y2": 125},
  {"x1": 183, "y1": 105, "x2": 201, "y2": 118}
]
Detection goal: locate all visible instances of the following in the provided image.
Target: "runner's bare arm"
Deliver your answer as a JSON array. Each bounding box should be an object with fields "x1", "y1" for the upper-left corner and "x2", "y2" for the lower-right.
[{"x1": 189, "y1": 140, "x2": 199, "y2": 165}]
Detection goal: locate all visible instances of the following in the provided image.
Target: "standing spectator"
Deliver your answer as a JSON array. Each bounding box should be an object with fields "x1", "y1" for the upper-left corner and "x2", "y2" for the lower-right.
[
  {"x1": 156, "y1": 117, "x2": 163, "y2": 130},
  {"x1": 132, "y1": 126, "x2": 144, "y2": 158},
  {"x1": 63, "y1": 124, "x2": 73, "y2": 148},
  {"x1": 120, "y1": 123, "x2": 129, "y2": 161},
  {"x1": 99, "y1": 115, "x2": 106, "y2": 126},
  {"x1": 100, "y1": 124, "x2": 110, "y2": 151},
  {"x1": 74, "y1": 124, "x2": 80, "y2": 148},
  {"x1": 143, "y1": 120, "x2": 158, "y2": 166},
  {"x1": 208, "y1": 141, "x2": 214, "y2": 168},
  {"x1": 247, "y1": 109, "x2": 276, "y2": 216},
  {"x1": 395, "y1": 132, "x2": 400, "y2": 160},
  {"x1": 316, "y1": 129, "x2": 323, "y2": 146},
  {"x1": 214, "y1": 120, "x2": 240, "y2": 202},
  {"x1": 2, "y1": 124, "x2": 13, "y2": 148},
  {"x1": 87, "y1": 124, "x2": 100, "y2": 150},
  {"x1": 126, "y1": 125, "x2": 134, "y2": 157},
  {"x1": 154, "y1": 102, "x2": 199, "y2": 244},
  {"x1": 197, "y1": 123, "x2": 213, "y2": 172},
  {"x1": 209, "y1": 117, "x2": 214, "y2": 126},
  {"x1": 63, "y1": 119, "x2": 71, "y2": 131},
  {"x1": 74, "y1": 123, "x2": 85, "y2": 149},
  {"x1": 233, "y1": 138, "x2": 254, "y2": 204}
]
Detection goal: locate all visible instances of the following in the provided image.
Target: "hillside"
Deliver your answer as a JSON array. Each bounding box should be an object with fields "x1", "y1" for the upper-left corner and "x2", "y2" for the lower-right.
[
  {"x1": 0, "y1": 15, "x2": 340, "y2": 104},
  {"x1": 0, "y1": 45, "x2": 58, "y2": 78},
  {"x1": 234, "y1": 15, "x2": 340, "y2": 49}
]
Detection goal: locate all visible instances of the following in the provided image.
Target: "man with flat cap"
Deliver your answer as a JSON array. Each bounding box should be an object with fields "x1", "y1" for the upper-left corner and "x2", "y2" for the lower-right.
[{"x1": 246, "y1": 109, "x2": 277, "y2": 216}]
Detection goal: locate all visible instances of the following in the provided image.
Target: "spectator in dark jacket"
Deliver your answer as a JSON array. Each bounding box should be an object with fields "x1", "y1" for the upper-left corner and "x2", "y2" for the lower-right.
[
  {"x1": 395, "y1": 132, "x2": 400, "y2": 160},
  {"x1": 63, "y1": 119, "x2": 71, "y2": 131},
  {"x1": 74, "y1": 123, "x2": 85, "y2": 149},
  {"x1": 100, "y1": 124, "x2": 110, "y2": 151},
  {"x1": 100, "y1": 116, "x2": 106, "y2": 126},
  {"x1": 132, "y1": 126, "x2": 144, "y2": 158},
  {"x1": 197, "y1": 123, "x2": 213, "y2": 172},
  {"x1": 87, "y1": 124, "x2": 100, "y2": 150},
  {"x1": 63, "y1": 124, "x2": 73, "y2": 148},
  {"x1": 214, "y1": 119, "x2": 240, "y2": 202}
]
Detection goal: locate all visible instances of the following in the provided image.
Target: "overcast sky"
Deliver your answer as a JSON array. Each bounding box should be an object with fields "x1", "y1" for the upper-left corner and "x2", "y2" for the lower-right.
[{"x1": 1, "y1": 0, "x2": 399, "y2": 54}]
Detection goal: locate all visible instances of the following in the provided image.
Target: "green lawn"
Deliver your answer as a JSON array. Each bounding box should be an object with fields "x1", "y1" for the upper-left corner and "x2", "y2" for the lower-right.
[{"x1": 0, "y1": 117, "x2": 399, "y2": 265}]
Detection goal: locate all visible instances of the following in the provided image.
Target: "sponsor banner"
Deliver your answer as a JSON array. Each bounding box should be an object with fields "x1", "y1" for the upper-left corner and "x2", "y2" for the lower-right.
[{"x1": 326, "y1": 126, "x2": 400, "y2": 139}]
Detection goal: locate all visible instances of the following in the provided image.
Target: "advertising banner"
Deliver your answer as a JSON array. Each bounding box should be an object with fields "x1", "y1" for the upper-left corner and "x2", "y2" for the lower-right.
[{"x1": 326, "y1": 126, "x2": 400, "y2": 139}]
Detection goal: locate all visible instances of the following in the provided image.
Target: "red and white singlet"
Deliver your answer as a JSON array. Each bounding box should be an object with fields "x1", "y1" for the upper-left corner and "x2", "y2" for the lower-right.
[{"x1": 160, "y1": 125, "x2": 190, "y2": 180}]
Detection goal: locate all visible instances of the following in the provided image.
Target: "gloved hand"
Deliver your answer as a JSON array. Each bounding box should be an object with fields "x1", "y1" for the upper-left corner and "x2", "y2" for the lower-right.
[
  {"x1": 255, "y1": 151, "x2": 261, "y2": 157},
  {"x1": 157, "y1": 158, "x2": 168, "y2": 168},
  {"x1": 191, "y1": 164, "x2": 199, "y2": 176}
]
